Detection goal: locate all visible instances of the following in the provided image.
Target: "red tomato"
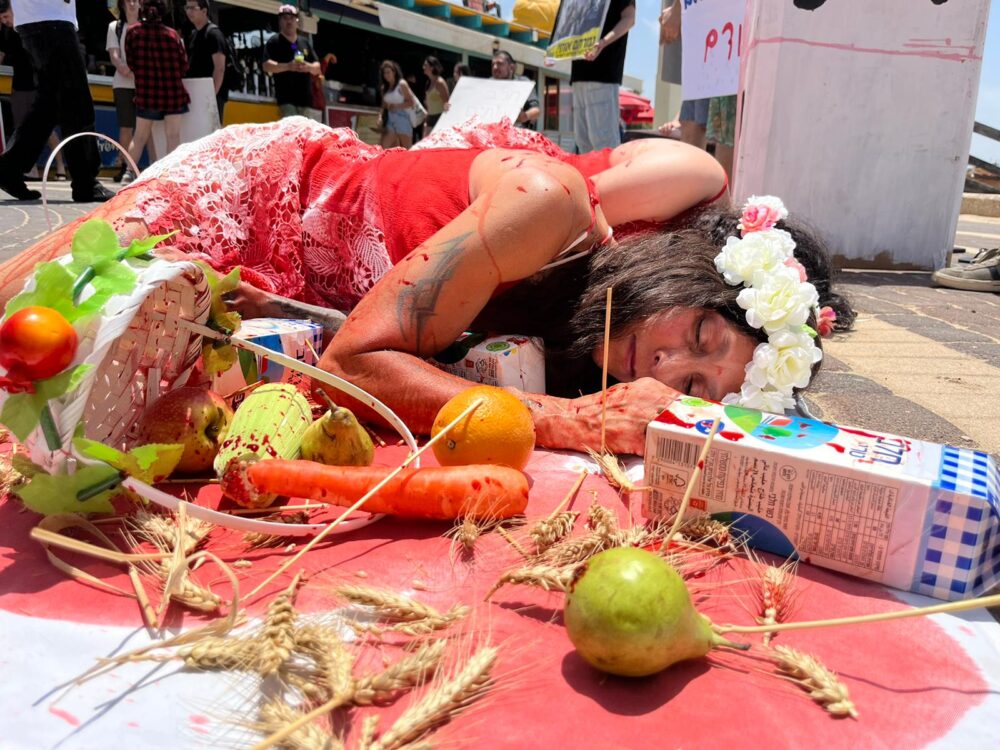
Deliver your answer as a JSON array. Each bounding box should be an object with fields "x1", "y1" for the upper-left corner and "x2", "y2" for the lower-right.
[{"x1": 0, "y1": 306, "x2": 78, "y2": 381}]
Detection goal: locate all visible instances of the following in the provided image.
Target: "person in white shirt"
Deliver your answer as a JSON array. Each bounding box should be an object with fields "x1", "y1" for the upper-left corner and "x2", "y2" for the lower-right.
[
  {"x1": 107, "y1": 0, "x2": 149, "y2": 182},
  {"x1": 0, "y1": 0, "x2": 111, "y2": 202}
]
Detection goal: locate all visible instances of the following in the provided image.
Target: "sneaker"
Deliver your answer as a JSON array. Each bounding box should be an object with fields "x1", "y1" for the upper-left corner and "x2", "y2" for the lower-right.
[
  {"x1": 121, "y1": 169, "x2": 137, "y2": 185},
  {"x1": 113, "y1": 163, "x2": 127, "y2": 183},
  {"x1": 932, "y1": 250, "x2": 1000, "y2": 292},
  {"x1": 957, "y1": 247, "x2": 1000, "y2": 265},
  {"x1": 72, "y1": 184, "x2": 116, "y2": 203},
  {"x1": 0, "y1": 172, "x2": 41, "y2": 201}
]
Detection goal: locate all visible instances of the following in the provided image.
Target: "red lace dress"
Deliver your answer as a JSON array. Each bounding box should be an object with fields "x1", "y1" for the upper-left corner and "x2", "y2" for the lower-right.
[{"x1": 117, "y1": 118, "x2": 608, "y2": 308}]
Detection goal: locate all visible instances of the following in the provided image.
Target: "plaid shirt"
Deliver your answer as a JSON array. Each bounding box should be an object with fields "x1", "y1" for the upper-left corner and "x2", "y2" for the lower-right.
[{"x1": 125, "y1": 22, "x2": 190, "y2": 113}]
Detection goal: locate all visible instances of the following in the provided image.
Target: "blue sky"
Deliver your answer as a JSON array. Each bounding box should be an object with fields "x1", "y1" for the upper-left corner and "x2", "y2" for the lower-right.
[{"x1": 619, "y1": 1, "x2": 1000, "y2": 165}]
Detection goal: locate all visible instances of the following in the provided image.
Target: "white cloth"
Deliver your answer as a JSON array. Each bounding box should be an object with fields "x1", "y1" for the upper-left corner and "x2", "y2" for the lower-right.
[
  {"x1": 572, "y1": 80, "x2": 622, "y2": 153},
  {"x1": 10, "y1": 0, "x2": 77, "y2": 28},
  {"x1": 106, "y1": 20, "x2": 135, "y2": 90}
]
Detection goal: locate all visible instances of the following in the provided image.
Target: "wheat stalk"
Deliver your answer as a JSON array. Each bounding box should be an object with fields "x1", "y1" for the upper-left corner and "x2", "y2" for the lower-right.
[
  {"x1": 772, "y1": 645, "x2": 859, "y2": 719},
  {"x1": 293, "y1": 623, "x2": 356, "y2": 703},
  {"x1": 529, "y1": 511, "x2": 578, "y2": 554},
  {"x1": 129, "y1": 508, "x2": 211, "y2": 554},
  {"x1": 258, "y1": 699, "x2": 342, "y2": 749},
  {"x1": 586, "y1": 448, "x2": 644, "y2": 493},
  {"x1": 369, "y1": 646, "x2": 497, "y2": 750},
  {"x1": 452, "y1": 517, "x2": 481, "y2": 554},
  {"x1": 179, "y1": 636, "x2": 262, "y2": 671},
  {"x1": 585, "y1": 500, "x2": 618, "y2": 540},
  {"x1": 485, "y1": 564, "x2": 575, "y2": 600},
  {"x1": 352, "y1": 640, "x2": 447, "y2": 706},
  {"x1": 539, "y1": 532, "x2": 607, "y2": 567},
  {"x1": 259, "y1": 573, "x2": 304, "y2": 675},
  {"x1": 495, "y1": 526, "x2": 530, "y2": 559}
]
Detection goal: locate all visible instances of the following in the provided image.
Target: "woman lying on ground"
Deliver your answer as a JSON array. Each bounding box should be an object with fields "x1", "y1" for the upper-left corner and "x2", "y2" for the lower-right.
[{"x1": 0, "y1": 118, "x2": 853, "y2": 455}]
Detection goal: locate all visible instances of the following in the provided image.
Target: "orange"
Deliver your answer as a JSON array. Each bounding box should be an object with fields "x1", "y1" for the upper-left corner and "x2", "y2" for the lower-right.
[{"x1": 431, "y1": 386, "x2": 536, "y2": 470}]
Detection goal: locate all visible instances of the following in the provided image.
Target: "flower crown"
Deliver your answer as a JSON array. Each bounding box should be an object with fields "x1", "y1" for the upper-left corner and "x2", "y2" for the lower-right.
[{"x1": 714, "y1": 196, "x2": 836, "y2": 413}]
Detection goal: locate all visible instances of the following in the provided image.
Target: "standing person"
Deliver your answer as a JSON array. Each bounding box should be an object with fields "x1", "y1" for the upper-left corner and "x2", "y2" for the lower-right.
[
  {"x1": 422, "y1": 56, "x2": 449, "y2": 137},
  {"x1": 0, "y1": 1, "x2": 67, "y2": 181},
  {"x1": 124, "y1": 0, "x2": 189, "y2": 176},
  {"x1": 570, "y1": 0, "x2": 635, "y2": 153},
  {"x1": 184, "y1": 0, "x2": 228, "y2": 125},
  {"x1": 0, "y1": 0, "x2": 110, "y2": 202},
  {"x1": 491, "y1": 50, "x2": 539, "y2": 129},
  {"x1": 377, "y1": 60, "x2": 416, "y2": 149},
  {"x1": 107, "y1": 0, "x2": 142, "y2": 181},
  {"x1": 263, "y1": 4, "x2": 321, "y2": 122},
  {"x1": 706, "y1": 95, "x2": 737, "y2": 183},
  {"x1": 450, "y1": 61, "x2": 471, "y2": 92}
]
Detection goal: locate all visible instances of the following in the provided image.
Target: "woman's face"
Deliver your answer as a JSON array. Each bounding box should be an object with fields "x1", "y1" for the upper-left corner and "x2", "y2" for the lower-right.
[
  {"x1": 593, "y1": 308, "x2": 757, "y2": 401},
  {"x1": 382, "y1": 66, "x2": 394, "y2": 85},
  {"x1": 423, "y1": 62, "x2": 432, "y2": 76}
]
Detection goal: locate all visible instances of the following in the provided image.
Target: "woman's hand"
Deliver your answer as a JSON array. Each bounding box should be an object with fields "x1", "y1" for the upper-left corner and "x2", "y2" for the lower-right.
[
  {"x1": 535, "y1": 378, "x2": 681, "y2": 456},
  {"x1": 222, "y1": 280, "x2": 273, "y2": 320}
]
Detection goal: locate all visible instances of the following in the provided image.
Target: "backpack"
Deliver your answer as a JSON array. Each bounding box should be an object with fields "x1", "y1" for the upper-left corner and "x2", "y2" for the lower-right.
[{"x1": 206, "y1": 23, "x2": 245, "y2": 93}]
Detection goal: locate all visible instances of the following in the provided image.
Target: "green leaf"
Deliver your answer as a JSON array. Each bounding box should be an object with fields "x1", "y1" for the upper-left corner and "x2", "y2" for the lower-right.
[
  {"x1": 4, "y1": 262, "x2": 78, "y2": 321},
  {"x1": 202, "y1": 340, "x2": 238, "y2": 377},
  {"x1": 238, "y1": 347, "x2": 258, "y2": 384},
  {"x1": 801, "y1": 324, "x2": 818, "y2": 339},
  {"x1": 1, "y1": 393, "x2": 40, "y2": 441},
  {"x1": 15, "y1": 464, "x2": 119, "y2": 515},
  {"x1": 74, "y1": 437, "x2": 127, "y2": 467},
  {"x1": 122, "y1": 232, "x2": 175, "y2": 259},
  {"x1": 89, "y1": 261, "x2": 137, "y2": 297},
  {"x1": 0, "y1": 365, "x2": 94, "y2": 441},
  {"x1": 10, "y1": 453, "x2": 44, "y2": 479},
  {"x1": 216, "y1": 267, "x2": 242, "y2": 296},
  {"x1": 35, "y1": 364, "x2": 93, "y2": 402},
  {"x1": 125, "y1": 443, "x2": 184, "y2": 483},
  {"x1": 69, "y1": 220, "x2": 121, "y2": 272}
]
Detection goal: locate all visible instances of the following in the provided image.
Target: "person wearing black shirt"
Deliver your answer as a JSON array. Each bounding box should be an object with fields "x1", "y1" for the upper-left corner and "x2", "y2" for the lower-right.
[
  {"x1": 262, "y1": 4, "x2": 321, "y2": 121},
  {"x1": 570, "y1": 0, "x2": 635, "y2": 153},
  {"x1": 184, "y1": 0, "x2": 227, "y2": 124}
]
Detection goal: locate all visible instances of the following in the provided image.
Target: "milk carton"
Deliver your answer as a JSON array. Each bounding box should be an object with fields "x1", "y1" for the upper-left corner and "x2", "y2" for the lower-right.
[
  {"x1": 643, "y1": 395, "x2": 1000, "y2": 601},
  {"x1": 214, "y1": 318, "x2": 323, "y2": 405},
  {"x1": 430, "y1": 333, "x2": 545, "y2": 393}
]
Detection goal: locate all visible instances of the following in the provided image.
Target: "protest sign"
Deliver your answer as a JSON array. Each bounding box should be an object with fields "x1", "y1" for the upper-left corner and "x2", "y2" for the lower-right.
[
  {"x1": 681, "y1": 0, "x2": 745, "y2": 100},
  {"x1": 546, "y1": 0, "x2": 612, "y2": 62},
  {"x1": 432, "y1": 77, "x2": 536, "y2": 132}
]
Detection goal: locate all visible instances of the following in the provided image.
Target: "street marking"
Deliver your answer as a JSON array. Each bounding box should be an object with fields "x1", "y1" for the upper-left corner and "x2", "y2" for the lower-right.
[{"x1": 823, "y1": 315, "x2": 1000, "y2": 454}]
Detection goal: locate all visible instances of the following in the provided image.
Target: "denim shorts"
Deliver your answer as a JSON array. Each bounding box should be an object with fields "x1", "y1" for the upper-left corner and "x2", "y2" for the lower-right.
[
  {"x1": 136, "y1": 104, "x2": 189, "y2": 121},
  {"x1": 385, "y1": 108, "x2": 412, "y2": 135},
  {"x1": 679, "y1": 98, "x2": 710, "y2": 126}
]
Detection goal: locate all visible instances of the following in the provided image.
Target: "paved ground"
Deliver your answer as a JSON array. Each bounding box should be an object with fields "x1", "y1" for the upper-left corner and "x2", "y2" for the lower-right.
[{"x1": 2, "y1": 182, "x2": 1000, "y2": 458}]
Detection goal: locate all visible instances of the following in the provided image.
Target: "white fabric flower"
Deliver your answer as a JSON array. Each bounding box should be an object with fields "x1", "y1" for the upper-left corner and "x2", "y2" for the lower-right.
[
  {"x1": 738, "y1": 266, "x2": 820, "y2": 335},
  {"x1": 714, "y1": 229, "x2": 796, "y2": 286},
  {"x1": 734, "y1": 382, "x2": 794, "y2": 414}
]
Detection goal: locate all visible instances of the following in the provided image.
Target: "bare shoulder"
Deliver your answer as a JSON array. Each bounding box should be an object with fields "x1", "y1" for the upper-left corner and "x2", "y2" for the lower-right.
[{"x1": 468, "y1": 149, "x2": 588, "y2": 202}]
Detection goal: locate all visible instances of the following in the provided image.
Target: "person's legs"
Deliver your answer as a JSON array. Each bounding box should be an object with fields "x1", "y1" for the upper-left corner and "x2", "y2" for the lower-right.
[
  {"x1": 297, "y1": 106, "x2": 323, "y2": 123},
  {"x1": 706, "y1": 95, "x2": 737, "y2": 183},
  {"x1": 678, "y1": 98, "x2": 708, "y2": 150},
  {"x1": 45, "y1": 133, "x2": 68, "y2": 178},
  {"x1": 163, "y1": 113, "x2": 183, "y2": 156},
  {"x1": 20, "y1": 22, "x2": 103, "y2": 200},
  {"x1": 128, "y1": 117, "x2": 155, "y2": 170},
  {"x1": 587, "y1": 82, "x2": 622, "y2": 151},
  {"x1": 216, "y1": 94, "x2": 227, "y2": 127},
  {"x1": 573, "y1": 82, "x2": 593, "y2": 154},
  {"x1": 278, "y1": 103, "x2": 297, "y2": 119}
]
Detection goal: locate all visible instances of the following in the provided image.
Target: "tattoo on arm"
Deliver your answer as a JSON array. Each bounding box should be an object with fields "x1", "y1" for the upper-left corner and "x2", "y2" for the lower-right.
[
  {"x1": 395, "y1": 232, "x2": 472, "y2": 354},
  {"x1": 264, "y1": 293, "x2": 348, "y2": 336}
]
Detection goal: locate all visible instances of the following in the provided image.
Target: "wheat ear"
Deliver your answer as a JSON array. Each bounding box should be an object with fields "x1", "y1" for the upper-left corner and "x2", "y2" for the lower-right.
[
  {"x1": 257, "y1": 699, "x2": 343, "y2": 749},
  {"x1": 485, "y1": 564, "x2": 575, "y2": 600},
  {"x1": 352, "y1": 640, "x2": 447, "y2": 706},
  {"x1": 772, "y1": 645, "x2": 858, "y2": 719},
  {"x1": 369, "y1": 646, "x2": 498, "y2": 750},
  {"x1": 259, "y1": 573, "x2": 304, "y2": 675},
  {"x1": 529, "y1": 511, "x2": 579, "y2": 554}
]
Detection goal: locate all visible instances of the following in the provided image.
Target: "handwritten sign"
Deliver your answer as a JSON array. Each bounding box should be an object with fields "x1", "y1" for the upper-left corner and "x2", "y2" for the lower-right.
[
  {"x1": 546, "y1": 0, "x2": 613, "y2": 61},
  {"x1": 681, "y1": 0, "x2": 745, "y2": 100},
  {"x1": 432, "y1": 77, "x2": 536, "y2": 132}
]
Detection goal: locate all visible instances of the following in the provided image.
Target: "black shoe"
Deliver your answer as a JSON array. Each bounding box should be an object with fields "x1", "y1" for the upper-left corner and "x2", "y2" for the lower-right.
[
  {"x1": 72, "y1": 184, "x2": 116, "y2": 203},
  {"x1": 113, "y1": 163, "x2": 127, "y2": 183},
  {"x1": 0, "y1": 172, "x2": 41, "y2": 201}
]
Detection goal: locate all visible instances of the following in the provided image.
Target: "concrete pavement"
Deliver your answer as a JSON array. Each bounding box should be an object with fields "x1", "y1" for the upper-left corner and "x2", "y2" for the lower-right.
[{"x1": 2, "y1": 186, "x2": 1000, "y2": 457}]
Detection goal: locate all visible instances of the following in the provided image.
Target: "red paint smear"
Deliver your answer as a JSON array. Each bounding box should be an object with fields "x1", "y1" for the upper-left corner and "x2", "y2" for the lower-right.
[
  {"x1": 748, "y1": 35, "x2": 981, "y2": 63},
  {"x1": 49, "y1": 706, "x2": 80, "y2": 726},
  {"x1": 127, "y1": 722, "x2": 140, "y2": 729},
  {"x1": 654, "y1": 410, "x2": 695, "y2": 429},
  {"x1": 697, "y1": 460, "x2": 704, "y2": 470},
  {"x1": 828, "y1": 443, "x2": 846, "y2": 454},
  {"x1": 719, "y1": 431, "x2": 743, "y2": 442},
  {"x1": 0, "y1": 453, "x2": 988, "y2": 749},
  {"x1": 190, "y1": 715, "x2": 210, "y2": 725},
  {"x1": 838, "y1": 426, "x2": 884, "y2": 440}
]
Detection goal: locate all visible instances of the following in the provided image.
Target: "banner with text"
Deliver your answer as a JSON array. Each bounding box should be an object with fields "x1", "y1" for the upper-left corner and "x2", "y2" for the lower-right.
[
  {"x1": 681, "y1": 0, "x2": 745, "y2": 100},
  {"x1": 433, "y1": 77, "x2": 536, "y2": 132},
  {"x1": 546, "y1": 0, "x2": 612, "y2": 61}
]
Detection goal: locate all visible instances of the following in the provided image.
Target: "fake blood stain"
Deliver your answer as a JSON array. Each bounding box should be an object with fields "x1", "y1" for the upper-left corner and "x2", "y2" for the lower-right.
[{"x1": 48, "y1": 706, "x2": 80, "y2": 726}]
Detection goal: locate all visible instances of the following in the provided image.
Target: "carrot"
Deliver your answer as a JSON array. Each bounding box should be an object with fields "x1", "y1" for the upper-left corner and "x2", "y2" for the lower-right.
[{"x1": 246, "y1": 460, "x2": 530, "y2": 520}]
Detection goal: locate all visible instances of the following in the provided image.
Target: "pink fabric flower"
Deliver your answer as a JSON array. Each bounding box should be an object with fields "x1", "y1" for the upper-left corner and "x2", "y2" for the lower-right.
[
  {"x1": 739, "y1": 196, "x2": 788, "y2": 235},
  {"x1": 784, "y1": 257, "x2": 808, "y2": 282},
  {"x1": 817, "y1": 305, "x2": 837, "y2": 338}
]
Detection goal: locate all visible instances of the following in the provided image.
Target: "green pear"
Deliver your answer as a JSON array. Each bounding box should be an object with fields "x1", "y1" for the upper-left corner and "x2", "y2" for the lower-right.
[
  {"x1": 300, "y1": 406, "x2": 375, "y2": 466},
  {"x1": 564, "y1": 547, "x2": 743, "y2": 677}
]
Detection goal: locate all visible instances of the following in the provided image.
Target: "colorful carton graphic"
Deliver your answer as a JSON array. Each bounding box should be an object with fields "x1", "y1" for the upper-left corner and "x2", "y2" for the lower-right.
[
  {"x1": 430, "y1": 333, "x2": 545, "y2": 393},
  {"x1": 644, "y1": 396, "x2": 1000, "y2": 602},
  {"x1": 214, "y1": 318, "x2": 324, "y2": 405}
]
